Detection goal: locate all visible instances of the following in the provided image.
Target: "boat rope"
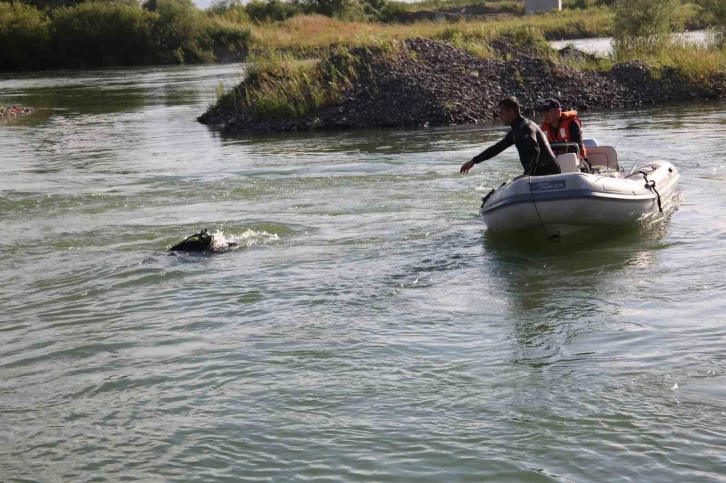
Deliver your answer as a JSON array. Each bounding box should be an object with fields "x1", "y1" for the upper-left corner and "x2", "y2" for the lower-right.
[
  {"x1": 480, "y1": 188, "x2": 496, "y2": 208},
  {"x1": 524, "y1": 156, "x2": 554, "y2": 237},
  {"x1": 634, "y1": 171, "x2": 663, "y2": 213},
  {"x1": 480, "y1": 182, "x2": 506, "y2": 208},
  {"x1": 528, "y1": 175, "x2": 553, "y2": 237}
]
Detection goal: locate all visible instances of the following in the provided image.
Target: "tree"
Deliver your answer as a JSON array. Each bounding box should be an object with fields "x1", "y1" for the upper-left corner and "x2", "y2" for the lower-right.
[
  {"x1": 612, "y1": 0, "x2": 681, "y2": 55},
  {"x1": 696, "y1": 0, "x2": 726, "y2": 46},
  {"x1": 21, "y1": 0, "x2": 138, "y2": 10}
]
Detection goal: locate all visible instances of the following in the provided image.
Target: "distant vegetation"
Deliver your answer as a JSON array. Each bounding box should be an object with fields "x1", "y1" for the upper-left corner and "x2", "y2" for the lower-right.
[
  {"x1": 609, "y1": 0, "x2": 725, "y2": 66},
  {"x1": 0, "y1": 0, "x2": 722, "y2": 72},
  {"x1": 696, "y1": 0, "x2": 725, "y2": 46},
  {"x1": 0, "y1": 0, "x2": 251, "y2": 71}
]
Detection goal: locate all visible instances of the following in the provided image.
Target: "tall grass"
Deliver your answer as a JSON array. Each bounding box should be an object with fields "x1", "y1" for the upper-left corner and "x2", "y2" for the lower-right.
[
  {"x1": 251, "y1": 7, "x2": 612, "y2": 52},
  {"x1": 208, "y1": 44, "x2": 389, "y2": 122},
  {"x1": 387, "y1": 0, "x2": 523, "y2": 15},
  {"x1": 608, "y1": 0, "x2": 726, "y2": 77},
  {"x1": 242, "y1": 48, "x2": 365, "y2": 120},
  {"x1": 614, "y1": 37, "x2": 726, "y2": 80},
  {"x1": 611, "y1": 0, "x2": 682, "y2": 57},
  {"x1": 696, "y1": 0, "x2": 726, "y2": 47},
  {"x1": 203, "y1": 17, "x2": 251, "y2": 52}
]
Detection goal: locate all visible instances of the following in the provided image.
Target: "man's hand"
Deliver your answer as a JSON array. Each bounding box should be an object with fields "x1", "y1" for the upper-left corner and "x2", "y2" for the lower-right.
[{"x1": 460, "y1": 159, "x2": 476, "y2": 175}]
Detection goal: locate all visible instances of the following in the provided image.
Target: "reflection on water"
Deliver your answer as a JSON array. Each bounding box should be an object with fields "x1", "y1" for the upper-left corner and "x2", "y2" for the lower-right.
[
  {"x1": 484, "y1": 223, "x2": 672, "y2": 368},
  {"x1": 2, "y1": 64, "x2": 726, "y2": 482}
]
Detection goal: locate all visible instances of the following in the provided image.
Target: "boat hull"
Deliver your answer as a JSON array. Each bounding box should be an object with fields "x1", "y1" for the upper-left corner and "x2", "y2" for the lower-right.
[{"x1": 480, "y1": 160, "x2": 680, "y2": 235}]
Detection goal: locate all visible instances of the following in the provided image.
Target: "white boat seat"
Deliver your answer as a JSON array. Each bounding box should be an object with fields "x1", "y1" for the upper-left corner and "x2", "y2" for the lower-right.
[
  {"x1": 587, "y1": 146, "x2": 619, "y2": 171},
  {"x1": 555, "y1": 153, "x2": 580, "y2": 173}
]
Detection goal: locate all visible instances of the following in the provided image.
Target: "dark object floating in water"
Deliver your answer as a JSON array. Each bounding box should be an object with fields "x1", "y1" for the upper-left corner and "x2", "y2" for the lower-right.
[
  {"x1": 169, "y1": 228, "x2": 238, "y2": 253},
  {"x1": 169, "y1": 228, "x2": 214, "y2": 252},
  {"x1": 169, "y1": 228, "x2": 239, "y2": 253}
]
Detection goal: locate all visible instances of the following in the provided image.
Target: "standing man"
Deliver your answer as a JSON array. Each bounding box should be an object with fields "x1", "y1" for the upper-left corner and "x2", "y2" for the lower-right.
[
  {"x1": 460, "y1": 97, "x2": 560, "y2": 177},
  {"x1": 538, "y1": 98, "x2": 587, "y2": 159}
]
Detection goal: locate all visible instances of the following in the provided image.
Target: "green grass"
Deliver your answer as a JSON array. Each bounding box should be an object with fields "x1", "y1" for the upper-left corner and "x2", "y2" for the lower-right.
[
  {"x1": 614, "y1": 39, "x2": 726, "y2": 80},
  {"x1": 212, "y1": 46, "x2": 374, "y2": 121},
  {"x1": 388, "y1": 0, "x2": 523, "y2": 15},
  {"x1": 250, "y1": 6, "x2": 613, "y2": 54}
]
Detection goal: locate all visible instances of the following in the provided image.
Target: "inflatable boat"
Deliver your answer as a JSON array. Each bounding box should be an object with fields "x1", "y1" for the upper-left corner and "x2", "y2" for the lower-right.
[{"x1": 480, "y1": 141, "x2": 680, "y2": 237}]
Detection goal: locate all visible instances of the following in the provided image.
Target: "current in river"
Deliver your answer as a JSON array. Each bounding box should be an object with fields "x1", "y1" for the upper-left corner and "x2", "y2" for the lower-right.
[{"x1": 1, "y1": 63, "x2": 726, "y2": 482}]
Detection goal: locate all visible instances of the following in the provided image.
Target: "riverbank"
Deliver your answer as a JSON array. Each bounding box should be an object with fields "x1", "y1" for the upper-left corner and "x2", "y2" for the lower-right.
[
  {"x1": 199, "y1": 37, "x2": 726, "y2": 133},
  {"x1": 0, "y1": 106, "x2": 34, "y2": 121}
]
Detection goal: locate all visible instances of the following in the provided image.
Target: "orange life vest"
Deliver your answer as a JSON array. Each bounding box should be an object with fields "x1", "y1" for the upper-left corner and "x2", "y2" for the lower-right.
[{"x1": 541, "y1": 111, "x2": 587, "y2": 158}]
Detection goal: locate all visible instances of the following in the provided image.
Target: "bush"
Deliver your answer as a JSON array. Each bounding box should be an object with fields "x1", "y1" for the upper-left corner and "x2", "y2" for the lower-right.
[
  {"x1": 208, "y1": 0, "x2": 249, "y2": 23},
  {"x1": 697, "y1": 0, "x2": 726, "y2": 47},
  {"x1": 0, "y1": 2, "x2": 50, "y2": 71},
  {"x1": 203, "y1": 16, "x2": 251, "y2": 51},
  {"x1": 145, "y1": 0, "x2": 211, "y2": 62},
  {"x1": 376, "y1": 1, "x2": 405, "y2": 22},
  {"x1": 612, "y1": 0, "x2": 682, "y2": 57},
  {"x1": 245, "y1": 0, "x2": 305, "y2": 22},
  {"x1": 226, "y1": 48, "x2": 360, "y2": 120},
  {"x1": 50, "y1": 2, "x2": 157, "y2": 67}
]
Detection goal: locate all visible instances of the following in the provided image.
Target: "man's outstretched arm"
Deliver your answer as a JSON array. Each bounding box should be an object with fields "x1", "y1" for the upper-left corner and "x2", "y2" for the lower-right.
[{"x1": 460, "y1": 133, "x2": 514, "y2": 175}]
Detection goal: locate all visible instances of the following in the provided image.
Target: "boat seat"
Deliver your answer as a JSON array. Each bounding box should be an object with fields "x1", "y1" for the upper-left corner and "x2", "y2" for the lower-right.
[
  {"x1": 587, "y1": 146, "x2": 619, "y2": 171},
  {"x1": 555, "y1": 153, "x2": 580, "y2": 173}
]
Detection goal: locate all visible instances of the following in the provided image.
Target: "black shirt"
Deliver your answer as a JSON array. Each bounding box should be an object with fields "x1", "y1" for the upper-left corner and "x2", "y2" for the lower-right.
[{"x1": 473, "y1": 116, "x2": 560, "y2": 176}]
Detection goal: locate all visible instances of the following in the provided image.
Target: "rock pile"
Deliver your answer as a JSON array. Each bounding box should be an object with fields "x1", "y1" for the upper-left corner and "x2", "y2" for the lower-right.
[
  {"x1": 200, "y1": 38, "x2": 726, "y2": 133},
  {"x1": 1, "y1": 106, "x2": 34, "y2": 121}
]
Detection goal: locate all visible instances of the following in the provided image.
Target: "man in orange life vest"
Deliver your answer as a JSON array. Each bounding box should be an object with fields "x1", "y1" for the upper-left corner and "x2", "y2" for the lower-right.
[{"x1": 538, "y1": 99, "x2": 587, "y2": 159}]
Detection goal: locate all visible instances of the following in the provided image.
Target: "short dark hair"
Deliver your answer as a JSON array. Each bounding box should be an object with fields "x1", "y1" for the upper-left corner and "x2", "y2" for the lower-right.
[{"x1": 498, "y1": 96, "x2": 521, "y2": 116}]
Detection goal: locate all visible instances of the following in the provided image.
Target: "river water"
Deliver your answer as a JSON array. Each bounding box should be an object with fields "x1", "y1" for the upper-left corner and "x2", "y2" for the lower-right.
[
  {"x1": 550, "y1": 30, "x2": 708, "y2": 55},
  {"x1": 2, "y1": 63, "x2": 726, "y2": 482}
]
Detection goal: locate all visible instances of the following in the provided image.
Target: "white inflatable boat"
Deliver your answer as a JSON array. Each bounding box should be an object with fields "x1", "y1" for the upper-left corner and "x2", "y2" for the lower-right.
[{"x1": 480, "y1": 141, "x2": 680, "y2": 237}]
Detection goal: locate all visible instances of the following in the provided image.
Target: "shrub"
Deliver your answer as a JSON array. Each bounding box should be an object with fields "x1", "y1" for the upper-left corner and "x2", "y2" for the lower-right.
[
  {"x1": 612, "y1": 0, "x2": 682, "y2": 58},
  {"x1": 696, "y1": 0, "x2": 726, "y2": 47},
  {"x1": 376, "y1": 1, "x2": 405, "y2": 22},
  {"x1": 203, "y1": 16, "x2": 251, "y2": 51},
  {"x1": 0, "y1": 2, "x2": 50, "y2": 71},
  {"x1": 207, "y1": 0, "x2": 249, "y2": 23},
  {"x1": 219, "y1": 48, "x2": 363, "y2": 121},
  {"x1": 245, "y1": 0, "x2": 305, "y2": 22},
  {"x1": 146, "y1": 0, "x2": 211, "y2": 63},
  {"x1": 50, "y1": 2, "x2": 157, "y2": 67}
]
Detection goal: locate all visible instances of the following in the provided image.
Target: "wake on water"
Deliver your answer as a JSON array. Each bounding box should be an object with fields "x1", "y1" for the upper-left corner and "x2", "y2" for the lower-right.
[
  {"x1": 210, "y1": 228, "x2": 279, "y2": 252},
  {"x1": 168, "y1": 228, "x2": 279, "y2": 254}
]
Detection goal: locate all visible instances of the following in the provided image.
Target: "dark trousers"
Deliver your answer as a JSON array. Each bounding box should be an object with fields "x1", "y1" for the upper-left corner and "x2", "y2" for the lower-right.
[{"x1": 532, "y1": 159, "x2": 561, "y2": 176}]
